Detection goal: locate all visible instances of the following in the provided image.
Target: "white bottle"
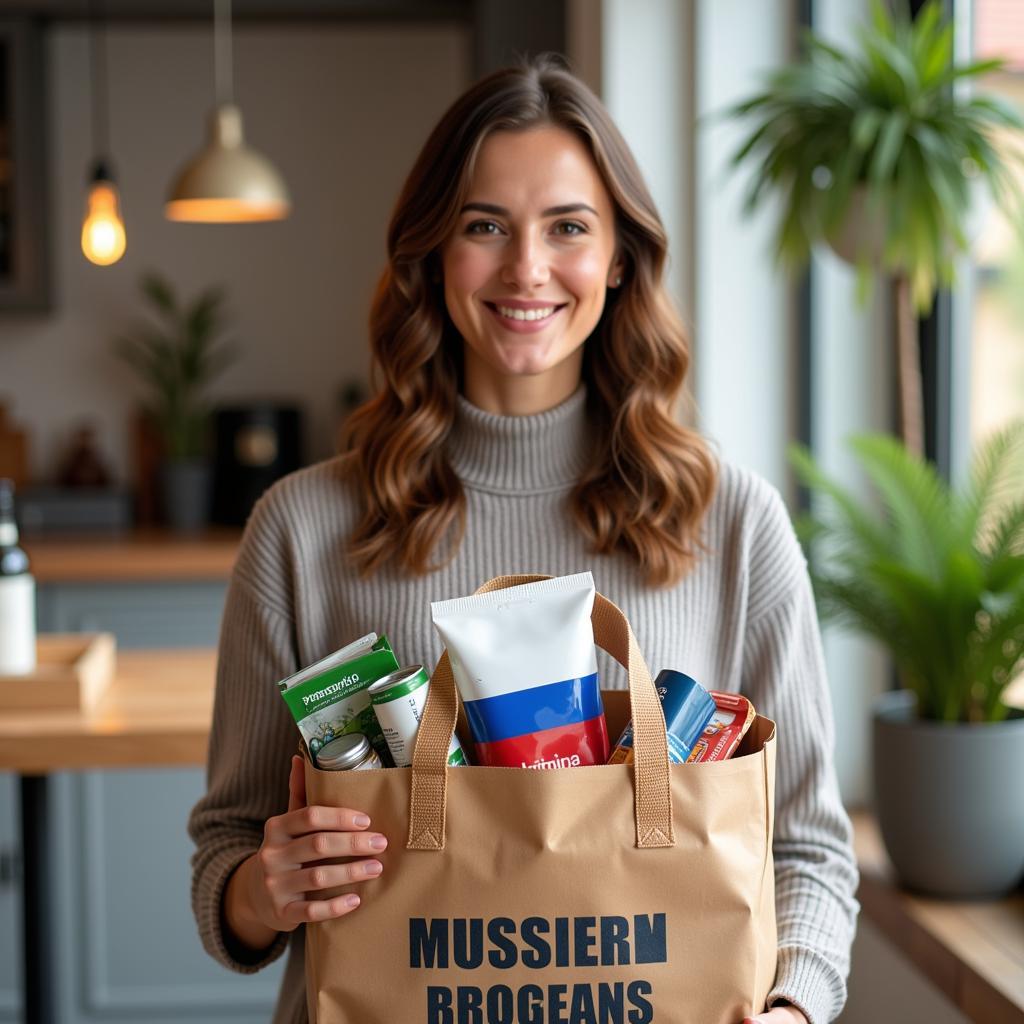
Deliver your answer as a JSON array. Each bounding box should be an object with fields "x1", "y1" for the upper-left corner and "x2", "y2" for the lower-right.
[{"x1": 0, "y1": 478, "x2": 36, "y2": 674}]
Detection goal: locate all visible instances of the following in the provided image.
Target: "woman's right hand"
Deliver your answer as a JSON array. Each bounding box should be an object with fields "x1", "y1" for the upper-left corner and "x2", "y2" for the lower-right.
[{"x1": 224, "y1": 754, "x2": 387, "y2": 950}]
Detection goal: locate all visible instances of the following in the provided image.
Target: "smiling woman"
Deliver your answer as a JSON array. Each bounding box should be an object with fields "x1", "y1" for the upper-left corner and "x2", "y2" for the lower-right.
[
  {"x1": 340, "y1": 55, "x2": 716, "y2": 585},
  {"x1": 189, "y1": 53, "x2": 857, "y2": 1024}
]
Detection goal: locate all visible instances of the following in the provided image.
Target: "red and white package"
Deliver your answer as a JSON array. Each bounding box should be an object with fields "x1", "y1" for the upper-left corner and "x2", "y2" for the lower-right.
[{"x1": 685, "y1": 691, "x2": 756, "y2": 763}]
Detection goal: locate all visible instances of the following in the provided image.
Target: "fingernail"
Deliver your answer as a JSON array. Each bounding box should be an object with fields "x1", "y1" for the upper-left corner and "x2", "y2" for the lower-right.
[
  {"x1": 345, "y1": 894, "x2": 360, "y2": 908},
  {"x1": 369, "y1": 835, "x2": 388, "y2": 851},
  {"x1": 365, "y1": 860, "x2": 383, "y2": 876},
  {"x1": 353, "y1": 813, "x2": 371, "y2": 828}
]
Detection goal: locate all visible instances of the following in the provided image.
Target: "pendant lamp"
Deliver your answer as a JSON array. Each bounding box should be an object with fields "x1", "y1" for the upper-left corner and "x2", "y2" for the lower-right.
[
  {"x1": 81, "y1": 4, "x2": 127, "y2": 266},
  {"x1": 165, "y1": 0, "x2": 290, "y2": 223}
]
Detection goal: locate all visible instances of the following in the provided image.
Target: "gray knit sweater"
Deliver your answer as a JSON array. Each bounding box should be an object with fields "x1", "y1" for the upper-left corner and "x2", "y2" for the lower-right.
[{"x1": 188, "y1": 385, "x2": 859, "y2": 1024}]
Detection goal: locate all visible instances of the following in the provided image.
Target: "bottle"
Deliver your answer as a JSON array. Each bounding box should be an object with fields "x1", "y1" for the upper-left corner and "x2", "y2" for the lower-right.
[{"x1": 0, "y1": 478, "x2": 36, "y2": 674}]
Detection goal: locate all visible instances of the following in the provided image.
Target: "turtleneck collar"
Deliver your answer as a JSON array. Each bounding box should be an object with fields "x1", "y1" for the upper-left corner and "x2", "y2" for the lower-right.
[{"x1": 446, "y1": 385, "x2": 593, "y2": 494}]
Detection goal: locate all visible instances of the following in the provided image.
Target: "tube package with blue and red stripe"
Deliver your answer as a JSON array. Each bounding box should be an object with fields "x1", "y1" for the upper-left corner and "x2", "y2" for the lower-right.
[{"x1": 430, "y1": 573, "x2": 609, "y2": 769}]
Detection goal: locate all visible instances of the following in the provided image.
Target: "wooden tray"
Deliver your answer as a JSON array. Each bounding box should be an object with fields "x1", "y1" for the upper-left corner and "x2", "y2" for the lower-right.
[{"x1": 0, "y1": 634, "x2": 116, "y2": 712}]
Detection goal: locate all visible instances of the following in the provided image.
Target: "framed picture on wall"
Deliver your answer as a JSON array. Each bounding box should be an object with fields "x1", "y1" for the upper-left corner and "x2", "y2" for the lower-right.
[{"x1": 0, "y1": 18, "x2": 50, "y2": 312}]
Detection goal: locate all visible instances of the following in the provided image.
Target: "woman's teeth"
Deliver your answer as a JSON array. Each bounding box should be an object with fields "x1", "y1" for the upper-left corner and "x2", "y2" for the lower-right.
[{"x1": 495, "y1": 305, "x2": 557, "y2": 321}]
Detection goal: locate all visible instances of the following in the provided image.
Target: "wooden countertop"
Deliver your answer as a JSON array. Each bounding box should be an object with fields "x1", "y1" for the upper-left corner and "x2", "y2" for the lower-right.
[
  {"x1": 0, "y1": 648, "x2": 217, "y2": 772},
  {"x1": 24, "y1": 529, "x2": 241, "y2": 583}
]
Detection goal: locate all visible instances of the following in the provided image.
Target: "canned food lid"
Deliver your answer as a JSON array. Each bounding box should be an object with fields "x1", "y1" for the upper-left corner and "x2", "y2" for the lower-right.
[
  {"x1": 317, "y1": 733, "x2": 371, "y2": 769},
  {"x1": 368, "y1": 664, "x2": 427, "y2": 698}
]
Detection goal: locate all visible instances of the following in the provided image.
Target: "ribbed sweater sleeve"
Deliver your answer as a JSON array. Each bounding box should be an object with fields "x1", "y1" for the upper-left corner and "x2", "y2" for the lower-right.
[
  {"x1": 740, "y1": 487, "x2": 861, "y2": 1024},
  {"x1": 188, "y1": 492, "x2": 300, "y2": 974}
]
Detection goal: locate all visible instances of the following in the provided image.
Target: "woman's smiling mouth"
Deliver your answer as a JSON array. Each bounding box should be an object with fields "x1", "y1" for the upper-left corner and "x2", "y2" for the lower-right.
[{"x1": 484, "y1": 301, "x2": 568, "y2": 331}]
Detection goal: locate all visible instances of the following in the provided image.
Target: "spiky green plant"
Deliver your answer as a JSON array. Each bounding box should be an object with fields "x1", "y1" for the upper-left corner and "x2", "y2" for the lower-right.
[
  {"x1": 791, "y1": 425, "x2": 1024, "y2": 723},
  {"x1": 115, "y1": 273, "x2": 237, "y2": 460},
  {"x1": 727, "y1": 0, "x2": 1024, "y2": 309}
]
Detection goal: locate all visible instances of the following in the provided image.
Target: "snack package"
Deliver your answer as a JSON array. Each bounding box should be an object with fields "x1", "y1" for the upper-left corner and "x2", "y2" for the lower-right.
[
  {"x1": 608, "y1": 669, "x2": 717, "y2": 765},
  {"x1": 685, "y1": 691, "x2": 757, "y2": 763},
  {"x1": 278, "y1": 633, "x2": 399, "y2": 767},
  {"x1": 430, "y1": 572, "x2": 609, "y2": 768}
]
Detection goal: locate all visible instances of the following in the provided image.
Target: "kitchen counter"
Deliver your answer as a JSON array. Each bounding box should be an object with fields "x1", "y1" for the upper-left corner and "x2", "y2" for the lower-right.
[
  {"x1": 0, "y1": 647, "x2": 217, "y2": 772},
  {"x1": 23, "y1": 528, "x2": 242, "y2": 582}
]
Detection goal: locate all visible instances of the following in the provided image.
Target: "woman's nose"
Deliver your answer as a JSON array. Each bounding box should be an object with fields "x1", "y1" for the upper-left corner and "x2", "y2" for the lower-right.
[{"x1": 501, "y1": 232, "x2": 550, "y2": 289}]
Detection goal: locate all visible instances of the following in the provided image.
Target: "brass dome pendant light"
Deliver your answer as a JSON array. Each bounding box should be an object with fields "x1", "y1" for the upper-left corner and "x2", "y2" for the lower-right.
[
  {"x1": 81, "y1": 1, "x2": 127, "y2": 265},
  {"x1": 165, "y1": 0, "x2": 290, "y2": 222}
]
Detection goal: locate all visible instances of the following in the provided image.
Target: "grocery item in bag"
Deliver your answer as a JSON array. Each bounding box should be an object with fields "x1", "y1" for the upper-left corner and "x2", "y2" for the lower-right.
[
  {"x1": 279, "y1": 633, "x2": 399, "y2": 767},
  {"x1": 430, "y1": 572, "x2": 609, "y2": 768},
  {"x1": 609, "y1": 669, "x2": 716, "y2": 764},
  {"x1": 316, "y1": 733, "x2": 383, "y2": 772},
  {"x1": 368, "y1": 665, "x2": 469, "y2": 767},
  {"x1": 686, "y1": 691, "x2": 757, "y2": 763}
]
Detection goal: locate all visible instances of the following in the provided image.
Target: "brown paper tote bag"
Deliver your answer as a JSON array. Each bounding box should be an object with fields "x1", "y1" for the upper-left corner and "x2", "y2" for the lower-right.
[{"x1": 304, "y1": 575, "x2": 777, "y2": 1024}]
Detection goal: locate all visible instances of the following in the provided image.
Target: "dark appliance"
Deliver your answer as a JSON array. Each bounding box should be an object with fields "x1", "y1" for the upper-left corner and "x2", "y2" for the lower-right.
[{"x1": 211, "y1": 404, "x2": 303, "y2": 526}]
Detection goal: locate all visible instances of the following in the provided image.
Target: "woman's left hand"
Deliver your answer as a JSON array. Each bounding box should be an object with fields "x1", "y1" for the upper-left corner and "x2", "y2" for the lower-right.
[{"x1": 742, "y1": 1005, "x2": 809, "y2": 1024}]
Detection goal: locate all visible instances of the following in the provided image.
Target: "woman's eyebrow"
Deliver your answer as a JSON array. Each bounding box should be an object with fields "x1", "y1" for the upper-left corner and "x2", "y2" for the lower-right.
[{"x1": 460, "y1": 201, "x2": 599, "y2": 218}]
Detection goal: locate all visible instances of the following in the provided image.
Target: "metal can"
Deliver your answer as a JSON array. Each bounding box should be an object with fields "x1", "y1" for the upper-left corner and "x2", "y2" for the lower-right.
[
  {"x1": 368, "y1": 665, "x2": 469, "y2": 767},
  {"x1": 608, "y1": 670, "x2": 717, "y2": 765},
  {"x1": 316, "y1": 732, "x2": 383, "y2": 771}
]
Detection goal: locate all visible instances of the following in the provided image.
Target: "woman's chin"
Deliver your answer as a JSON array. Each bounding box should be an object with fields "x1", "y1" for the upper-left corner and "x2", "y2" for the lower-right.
[{"x1": 487, "y1": 339, "x2": 564, "y2": 377}]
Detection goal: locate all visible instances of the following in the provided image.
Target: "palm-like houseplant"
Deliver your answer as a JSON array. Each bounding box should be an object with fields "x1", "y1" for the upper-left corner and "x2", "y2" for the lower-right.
[
  {"x1": 791, "y1": 427, "x2": 1024, "y2": 894},
  {"x1": 792, "y1": 428, "x2": 1024, "y2": 722},
  {"x1": 115, "y1": 273, "x2": 236, "y2": 460},
  {"x1": 727, "y1": 0, "x2": 1024, "y2": 456},
  {"x1": 115, "y1": 273, "x2": 236, "y2": 529}
]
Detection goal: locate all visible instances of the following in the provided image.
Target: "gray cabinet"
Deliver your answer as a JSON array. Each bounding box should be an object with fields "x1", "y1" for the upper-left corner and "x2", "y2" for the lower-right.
[
  {"x1": 2, "y1": 579, "x2": 286, "y2": 1023},
  {"x1": 35, "y1": 581, "x2": 228, "y2": 649}
]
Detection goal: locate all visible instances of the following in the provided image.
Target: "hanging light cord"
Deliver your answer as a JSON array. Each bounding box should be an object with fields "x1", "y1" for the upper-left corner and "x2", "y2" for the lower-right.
[
  {"x1": 88, "y1": 0, "x2": 110, "y2": 161},
  {"x1": 215, "y1": 0, "x2": 234, "y2": 107}
]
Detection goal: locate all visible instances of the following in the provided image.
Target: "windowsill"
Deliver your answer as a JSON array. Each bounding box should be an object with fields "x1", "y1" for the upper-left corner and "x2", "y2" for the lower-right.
[{"x1": 852, "y1": 810, "x2": 1024, "y2": 1023}]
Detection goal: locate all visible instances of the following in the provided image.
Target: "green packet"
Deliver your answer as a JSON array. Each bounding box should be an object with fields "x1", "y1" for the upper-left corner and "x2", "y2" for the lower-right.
[{"x1": 278, "y1": 633, "x2": 399, "y2": 767}]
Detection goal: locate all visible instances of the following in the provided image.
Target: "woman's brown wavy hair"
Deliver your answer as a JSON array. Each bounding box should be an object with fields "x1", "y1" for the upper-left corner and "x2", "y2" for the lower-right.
[{"x1": 340, "y1": 53, "x2": 717, "y2": 587}]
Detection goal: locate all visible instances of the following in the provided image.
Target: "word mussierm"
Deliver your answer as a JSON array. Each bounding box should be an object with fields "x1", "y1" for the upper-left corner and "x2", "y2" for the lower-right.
[{"x1": 410, "y1": 914, "x2": 667, "y2": 1024}]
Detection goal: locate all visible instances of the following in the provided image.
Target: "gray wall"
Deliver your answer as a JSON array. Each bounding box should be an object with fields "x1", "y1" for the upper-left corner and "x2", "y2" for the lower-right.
[{"x1": 1, "y1": 21, "x2": 471, "y2": 481}]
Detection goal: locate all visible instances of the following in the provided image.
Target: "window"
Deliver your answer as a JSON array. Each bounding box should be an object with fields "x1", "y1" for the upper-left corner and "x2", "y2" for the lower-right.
[{"x1": 968, "y1": 0, "x2": 1024, "y2": 446}]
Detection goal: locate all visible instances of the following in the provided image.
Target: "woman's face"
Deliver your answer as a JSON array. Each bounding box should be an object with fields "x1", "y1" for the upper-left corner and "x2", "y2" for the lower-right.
[{"x1": 440, "y1": 126, "x2": 623, "y2": 415}]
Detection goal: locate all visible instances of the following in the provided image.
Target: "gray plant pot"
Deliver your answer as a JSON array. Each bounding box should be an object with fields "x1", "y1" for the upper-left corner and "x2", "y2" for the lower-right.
[
  {"x1": 160, "y1": 459, "x2": 210, "y2": 533},
  {"x1": 872, "y1": 690, "x2": 1024, "y2": 898}
]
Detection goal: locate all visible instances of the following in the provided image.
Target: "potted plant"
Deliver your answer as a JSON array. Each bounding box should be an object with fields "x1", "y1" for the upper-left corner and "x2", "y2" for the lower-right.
[
  {"x1": 791, "y1": 427, "x2": 1024, "y2": 896},
  {"x1": 725, "y1": 0, "x2": 1024, "y2": 455},
  {"x1": 115, "y1": 273, "x2": 237, "y2": 532}
]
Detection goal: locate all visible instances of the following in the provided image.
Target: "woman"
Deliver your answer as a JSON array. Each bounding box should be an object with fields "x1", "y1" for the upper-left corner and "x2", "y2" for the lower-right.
[{"x1": 189, "y1": 54, "x2": 858, "y2": 1024}]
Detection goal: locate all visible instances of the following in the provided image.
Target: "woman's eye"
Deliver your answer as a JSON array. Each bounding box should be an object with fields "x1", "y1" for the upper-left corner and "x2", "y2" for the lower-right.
[
  {"x1": 555, "y1": 221, "x2": 587, "y2": 236},
  {"x1": 467, "y1": 220, "x2": 502, "y2": 235}
]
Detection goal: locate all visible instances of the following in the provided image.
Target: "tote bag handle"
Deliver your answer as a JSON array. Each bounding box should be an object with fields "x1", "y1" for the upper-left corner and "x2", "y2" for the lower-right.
[{"x1": 407, "y1": 574, "x2": 674, "y2": 851}]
